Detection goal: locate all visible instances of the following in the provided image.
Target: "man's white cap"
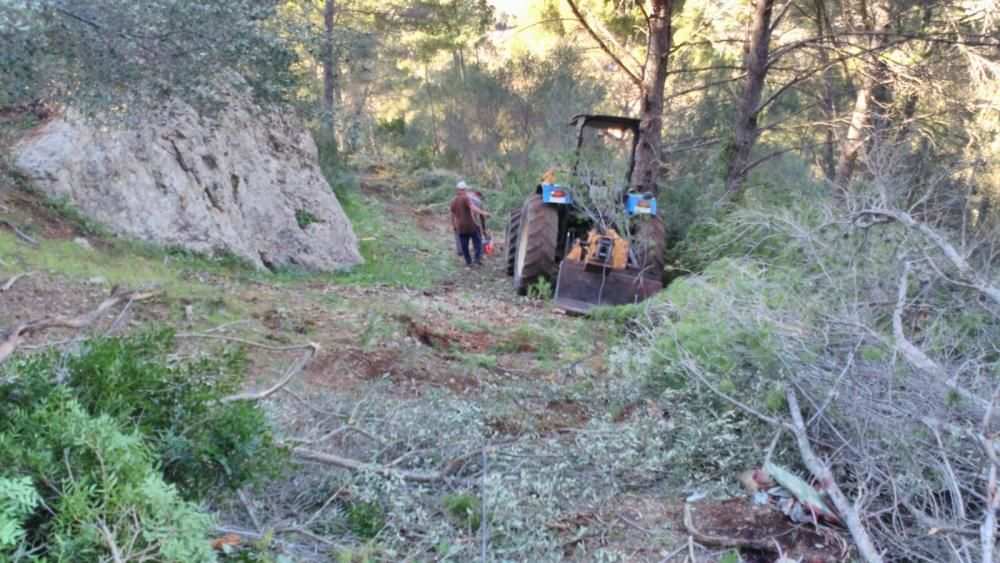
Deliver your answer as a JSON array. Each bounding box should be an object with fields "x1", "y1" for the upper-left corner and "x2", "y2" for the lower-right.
[{"x1": 456, "y1": 181, "x2": 469, "y2": 190}]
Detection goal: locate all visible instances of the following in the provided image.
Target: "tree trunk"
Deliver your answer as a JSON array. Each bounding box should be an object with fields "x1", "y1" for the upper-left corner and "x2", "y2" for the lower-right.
[
  {"x1": 423, "y1": 63, "x2": 441, "y2": 156},
  {"x1": 633, "y1": 0, "x2": 675, "y2": 196},
  {"x1": 723, "y1": 0, "x2": 775, "y2": 200},
  {"x1": 321, "y1": 0, "x2": 338, "y2": 148},
  {"x1": 813, "y1": 0, "x2": 838, "y2": 180},
  {"x1": 833, "y1": 0, "x2": 893, "y2": 190}
]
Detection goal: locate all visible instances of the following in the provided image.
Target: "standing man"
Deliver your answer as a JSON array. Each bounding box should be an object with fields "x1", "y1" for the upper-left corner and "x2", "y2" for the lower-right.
[{"x1": 450, "y1": 181, "x2": 491, "y2": 267}]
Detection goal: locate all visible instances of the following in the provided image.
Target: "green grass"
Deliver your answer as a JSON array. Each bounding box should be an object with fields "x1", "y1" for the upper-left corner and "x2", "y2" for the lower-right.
[
  {"x1": 346, "y1": 502, "x2": 385, "y2": 539},
  {"x1": 335, "y1": 186, "x2": 452, "y2": 289},
  {"x1": 261, "y1": 174, "x2": 454, "y2": 290},
  {"x1": 44, "y1": 195, "x2": 111, "y2": 237},
  {"x1": 0, "y1": 233, "x2": 239, "y2": 304}
]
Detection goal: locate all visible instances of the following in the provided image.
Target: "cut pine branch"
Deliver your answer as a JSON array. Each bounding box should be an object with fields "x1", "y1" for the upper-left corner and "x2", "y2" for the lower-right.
[
  {"x1": 856, "y1": 209, "x2": 1000, "y2": 307},
  {"x1": 786, "y1": 388, "x2": 884, "y2": 563}
]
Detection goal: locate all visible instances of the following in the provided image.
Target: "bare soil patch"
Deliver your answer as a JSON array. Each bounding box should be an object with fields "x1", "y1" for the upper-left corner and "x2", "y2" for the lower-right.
[{"x1": 686, "y1": 498, "x2": 848, "y2": 562}]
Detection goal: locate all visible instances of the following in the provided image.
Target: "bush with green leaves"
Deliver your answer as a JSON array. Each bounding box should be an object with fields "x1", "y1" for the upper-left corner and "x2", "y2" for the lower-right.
[
  {"x1": 9, "y1": 330, "x2": 285, "y2": 497},
  {"x1": 0, "y1": 330, "x2": 286, "y2": 559},
  {"x1": 0, "y1": 395, "x2": 216, "y2": 561},
  {"x1": 442, "y1": 492, "x2": 481, "y2": 532},
  {"x1": 0, "y1": 476, "x2": 38, "y2": 552}
]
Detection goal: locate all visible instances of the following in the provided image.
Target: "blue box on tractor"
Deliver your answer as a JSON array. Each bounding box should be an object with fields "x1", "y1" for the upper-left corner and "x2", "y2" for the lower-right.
[
  {"x1": 626, "y1": 193, "x2": 657, "y2": 215},
  {"x1": 542, "y1": 184, "x2": 572, "y2": 205}
]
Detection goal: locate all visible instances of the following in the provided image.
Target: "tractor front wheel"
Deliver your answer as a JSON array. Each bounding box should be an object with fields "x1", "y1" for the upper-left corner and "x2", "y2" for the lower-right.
[{"x1": 513, "y1": 195, "x2": 558, "y2": 295}]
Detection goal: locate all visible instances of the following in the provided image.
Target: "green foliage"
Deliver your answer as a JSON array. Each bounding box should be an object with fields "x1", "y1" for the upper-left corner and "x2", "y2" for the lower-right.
[
  {"x1": 295, "y1": 210, "x2": 319, "y2": 229},
  {"x1": 526, "y1": 277, "x2": 553, "y2": 299},
  {"x1": 0, "y1": 331, "x2": 288, "y2": 559},
  {"x1": 442, "y1": 492, "x2": 481, "y2": 531},
  {"x1": 0, "y1": 395, "x2": 215, "y2": 561},
  {"x1": 643, "y1": 259, "x2": 784, "y2": 391},
  {"x1": 465, "y1": 353, "x2": 498, "y2": 370},
  {"x1": 314, "y1": 172, "x2": 453, "y2": 289},
  {"x1": 1, "y1": 0, "x2": 299, "y2": 110},
  {"x1": 346, "y1": 502, "x2": 385, "y2": 539},
  {"x1": 375, "y1": 116, "x2": 406, "y2": 138},
  {"x1": 0, "y1": 476, "x2": 38, "y2": 551},
  {"x1": 44, "y1": 195, "x2": 111, "y2": 237},
  {"x1": 7, "y1": 330, "x2": 284, "y2": 498},
  {"x1": 158, "y1": 244, "x2": 259, "y2": 272},
  {"x1": 494, "y1": 324, "x2": 560, "y2": 360}
]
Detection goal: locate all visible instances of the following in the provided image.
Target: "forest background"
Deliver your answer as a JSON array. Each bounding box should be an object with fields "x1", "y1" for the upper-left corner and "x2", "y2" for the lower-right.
[{"x1": 1, "y1": 0, "x2": 1000, "y2": 561}]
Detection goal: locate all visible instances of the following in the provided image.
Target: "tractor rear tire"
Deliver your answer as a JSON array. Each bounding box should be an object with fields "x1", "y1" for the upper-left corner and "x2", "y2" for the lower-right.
[
  {"x1": 633, "y1": 216, "x2": 666, "y2": 282},
  {"x1": 504, "y1": 208, "x2": 522, "y2": 276},
  {"x1": 513, "y1": 195, "x2": 558, "y2": 295}
]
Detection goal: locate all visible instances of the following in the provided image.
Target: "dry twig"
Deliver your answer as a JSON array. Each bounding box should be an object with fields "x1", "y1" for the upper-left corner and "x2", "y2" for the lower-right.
[
  {"x1": 291, "y1": 447, "x2": 478, "y2": 483},
  {"x1": 0, "y1": 219, "x2": 39, "y2": 246},
  {"x1": 0, "y1": 289, "x2": 158, "y2": 363},
  {"x1": 0, "y1": 272, "x2": 28, "y2": 293},
  {"x1": 219, "y1": 343, "x2": 318, "y2": 403},
  {"x1": 786, "y1": 388, "x2": 883, "y2": 563}
]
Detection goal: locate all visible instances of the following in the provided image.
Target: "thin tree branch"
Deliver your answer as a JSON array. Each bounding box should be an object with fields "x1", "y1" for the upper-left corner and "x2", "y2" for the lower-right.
[
  {"x1": 1, "y1": 273, "x2": 29, "y2": 293},
  {"x1": 220, "y1": 343, "x2": 318, "y2": 403},
  {"x1": 887, "y1": 261, "x2": 990, "y2": 413},
  {"x1": 681, "y1": 358, "x2": 781, "y2": 426},
  {"x1": 786, "y1": 388, "x2": 884, "y2": 563},
  {"x1": 291, "y1": 447, "x2": 478, "y2": 483},
  {"x1": 0, "y1": 220, "x2": 39, "y2": 246},
  {"x1": 0, "y1": 290, "x2": 158, "y2": 364},
  {"x1": 565, "y1": 0, "x2": 642, "y2": 86},
  {"x1": 857, "y1": 210, "x2": 1000, "y2": 307},
  {"x1": 978, "y1": 390, "x2": 1000, "y2": 563}
]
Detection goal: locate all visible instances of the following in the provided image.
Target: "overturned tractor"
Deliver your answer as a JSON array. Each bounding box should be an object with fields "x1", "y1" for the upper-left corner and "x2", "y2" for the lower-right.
[{"x1": 504, "y1": 115, "x2": 666, "y2": 313}]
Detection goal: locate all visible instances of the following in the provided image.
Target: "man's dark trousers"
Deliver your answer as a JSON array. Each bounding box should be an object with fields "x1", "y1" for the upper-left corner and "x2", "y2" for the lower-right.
[{"x1": 459, "y1": 231, "x2": 482, "y2": 265}]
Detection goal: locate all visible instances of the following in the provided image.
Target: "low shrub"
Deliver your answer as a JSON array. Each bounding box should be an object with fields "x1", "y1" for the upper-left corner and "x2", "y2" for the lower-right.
[
  {"x1": 0, "y1": 394, "x2": 216, "y2": 561},
  {"x1": 0, "y1": 331, "x2": 285, "y2": 559},
  {"x1": 346, "y1": 501, "x2": 385, "y2": 539},
  {"x1": 442, "y1": 492, "x2": 481, "y2": 532}
]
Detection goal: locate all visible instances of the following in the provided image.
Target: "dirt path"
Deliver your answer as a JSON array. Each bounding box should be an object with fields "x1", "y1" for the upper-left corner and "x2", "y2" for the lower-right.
[{"x1": 1, "y1": 175, "x2": 698, "y2": 561}]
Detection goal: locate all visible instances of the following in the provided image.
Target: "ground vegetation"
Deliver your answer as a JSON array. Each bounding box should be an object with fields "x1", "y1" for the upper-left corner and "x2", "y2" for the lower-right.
[{"x1": 1, "y1": 0, "x2": 998, "y2": 560}]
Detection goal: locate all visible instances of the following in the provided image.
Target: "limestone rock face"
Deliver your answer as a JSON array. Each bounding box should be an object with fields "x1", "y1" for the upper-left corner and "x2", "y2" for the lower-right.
[{"x1": 15, "y1": 101, "x2": 362, "y2": 271}]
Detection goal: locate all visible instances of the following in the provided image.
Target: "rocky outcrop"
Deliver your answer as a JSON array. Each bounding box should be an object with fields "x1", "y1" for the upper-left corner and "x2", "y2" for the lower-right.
[{"x1": 14, "y1": 100, "x2": 362, "y2": 271}]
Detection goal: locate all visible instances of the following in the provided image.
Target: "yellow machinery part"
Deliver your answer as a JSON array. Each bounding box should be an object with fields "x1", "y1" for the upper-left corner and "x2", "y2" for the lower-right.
[{"x1": 565, "y1": 229, "x2": 629, "y2": 270}]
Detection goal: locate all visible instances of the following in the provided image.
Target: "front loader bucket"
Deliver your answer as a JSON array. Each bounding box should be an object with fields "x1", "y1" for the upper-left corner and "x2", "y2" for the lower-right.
[{"x1": 553, "y1": 260, "x2": 662, "y2": 315}]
